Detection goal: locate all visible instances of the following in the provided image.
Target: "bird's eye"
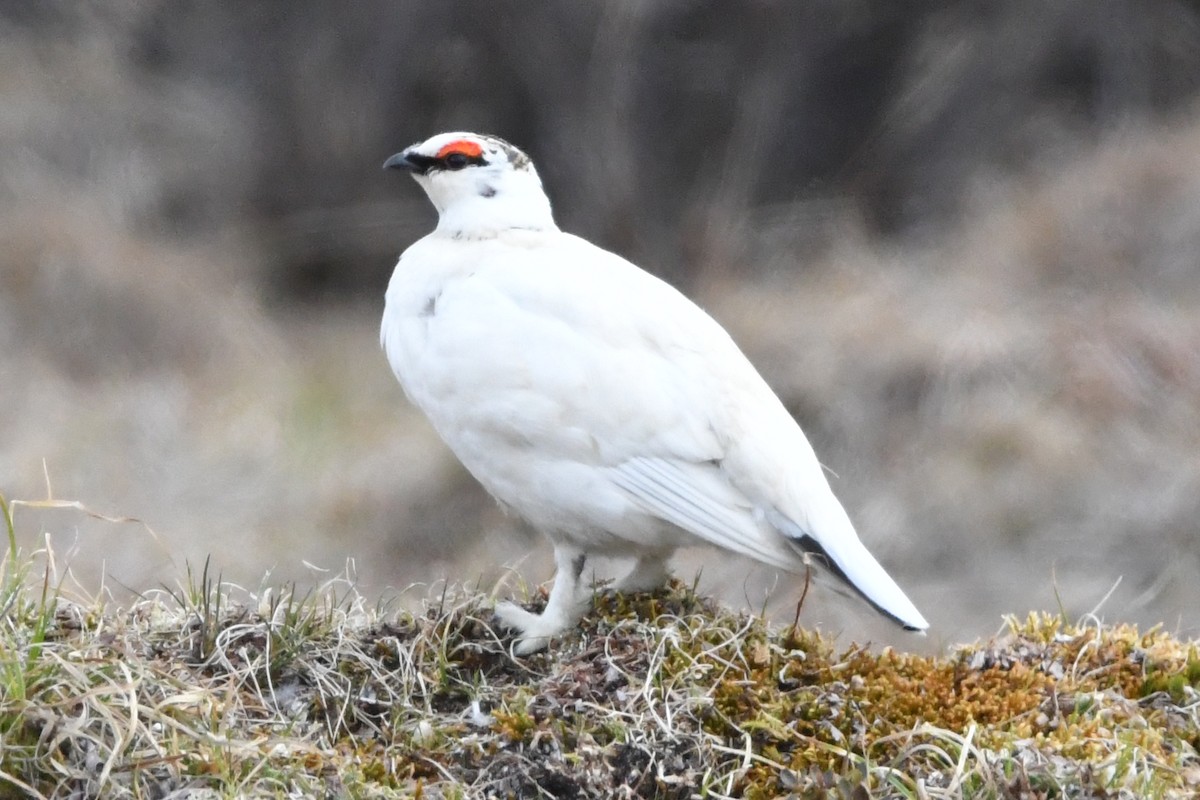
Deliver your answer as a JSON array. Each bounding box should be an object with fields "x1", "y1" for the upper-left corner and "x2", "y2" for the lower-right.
[{"x1": 444, "y1": 152, "x2": 470, "y2": 170}]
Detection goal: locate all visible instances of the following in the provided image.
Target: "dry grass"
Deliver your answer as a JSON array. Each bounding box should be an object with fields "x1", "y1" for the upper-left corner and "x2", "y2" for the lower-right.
[{"x1": 3, "y1": 496, "x2": 1198, "y2": 799}]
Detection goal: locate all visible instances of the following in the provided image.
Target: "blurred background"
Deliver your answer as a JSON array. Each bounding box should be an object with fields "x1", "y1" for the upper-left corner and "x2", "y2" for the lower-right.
[{"x1": 2, "y1": 1, "x2": 1199, "y2": 649}]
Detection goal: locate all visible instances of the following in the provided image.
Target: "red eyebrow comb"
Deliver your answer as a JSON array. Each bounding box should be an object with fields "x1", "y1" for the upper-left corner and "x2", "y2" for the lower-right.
[{"x1": 435, "y1": 139, "x2": 484, "y2": 159}]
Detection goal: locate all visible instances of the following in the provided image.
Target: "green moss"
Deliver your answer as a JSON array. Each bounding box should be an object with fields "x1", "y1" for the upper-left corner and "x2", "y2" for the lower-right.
[{"x1": 1, "y1": 556, "x2": 1198, "y2": 798}]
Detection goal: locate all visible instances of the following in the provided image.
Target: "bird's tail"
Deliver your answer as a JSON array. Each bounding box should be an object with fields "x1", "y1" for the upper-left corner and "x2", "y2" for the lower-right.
[{"x1": 767, "y1": 505, "x2": 929, "y2": 631}]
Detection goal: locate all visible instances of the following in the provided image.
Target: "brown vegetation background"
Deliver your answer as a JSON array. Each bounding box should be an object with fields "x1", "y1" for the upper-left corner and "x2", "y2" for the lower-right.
[{"x1": 3, "y1": 2, "x2": 1199, "y2": 650}]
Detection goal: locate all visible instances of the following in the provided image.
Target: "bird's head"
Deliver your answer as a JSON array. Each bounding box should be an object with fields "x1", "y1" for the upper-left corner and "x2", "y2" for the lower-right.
[{"x1": 384, "y1": 132, "x2": 557, "y2": 237}]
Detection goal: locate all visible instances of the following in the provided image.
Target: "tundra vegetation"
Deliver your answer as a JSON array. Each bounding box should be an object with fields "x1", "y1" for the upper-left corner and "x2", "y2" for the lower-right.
[{"x1": 2, "y1": 497, "x2": 1197, "y2": 798}]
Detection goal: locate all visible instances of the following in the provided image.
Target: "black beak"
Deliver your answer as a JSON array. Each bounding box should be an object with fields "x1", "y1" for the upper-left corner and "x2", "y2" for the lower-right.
[{"x1": 383, "y1": 151, "x2": 436, "y2": 175}]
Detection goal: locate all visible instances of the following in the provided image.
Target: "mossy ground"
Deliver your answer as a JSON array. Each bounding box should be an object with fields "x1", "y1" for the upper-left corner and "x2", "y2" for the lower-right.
[{"x1": 2, "y1": 498, "x2": 1198, "y2": 798}]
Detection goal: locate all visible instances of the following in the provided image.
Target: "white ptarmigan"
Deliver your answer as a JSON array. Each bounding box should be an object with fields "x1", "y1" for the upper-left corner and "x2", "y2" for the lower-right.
[{"x1": 381, "y1": 132, "x2": 928, "y2": 653}]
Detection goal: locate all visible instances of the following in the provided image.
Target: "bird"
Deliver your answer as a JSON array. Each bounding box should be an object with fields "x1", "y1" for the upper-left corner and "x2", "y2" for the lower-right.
[{"x1": 381, "y1": 131, "x2": 928, "y2": 653}]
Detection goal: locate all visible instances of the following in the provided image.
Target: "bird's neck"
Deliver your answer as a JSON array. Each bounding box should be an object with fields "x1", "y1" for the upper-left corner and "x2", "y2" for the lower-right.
[{"x1": 431, "y1": 174, "x2": 558, "y2": 239}]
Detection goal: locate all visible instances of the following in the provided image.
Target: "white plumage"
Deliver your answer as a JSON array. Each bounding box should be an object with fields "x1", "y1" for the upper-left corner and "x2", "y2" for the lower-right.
[{"x1": 381, "y1": 132, "x2": 928, "y2": 653}]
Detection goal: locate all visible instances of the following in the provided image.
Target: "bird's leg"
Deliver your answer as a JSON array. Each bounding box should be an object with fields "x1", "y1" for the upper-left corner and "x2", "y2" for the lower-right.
[
  {"x1": 614, "y1": 549, "x2": 674, "y2": 594},
  {"x1": 495, "y1": 543, "x2": 591, "y2": 654}
]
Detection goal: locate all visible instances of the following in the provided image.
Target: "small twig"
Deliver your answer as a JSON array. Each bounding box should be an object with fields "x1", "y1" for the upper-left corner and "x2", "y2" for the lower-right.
[{"x1": 788, "y1": 562, "x2": 812, "y2": 638}]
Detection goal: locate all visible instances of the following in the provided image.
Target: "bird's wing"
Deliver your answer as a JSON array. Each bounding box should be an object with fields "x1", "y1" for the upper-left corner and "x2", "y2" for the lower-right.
[
  {"x1": 414, "y1": 232, "x2": 818, "y2": 525},
  {"x1": 606, "y1": 456, "x2": 802, "y2": 571}
]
